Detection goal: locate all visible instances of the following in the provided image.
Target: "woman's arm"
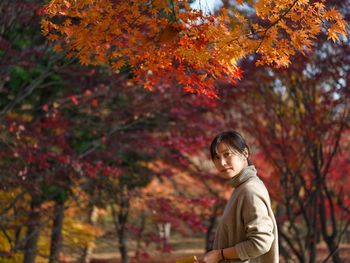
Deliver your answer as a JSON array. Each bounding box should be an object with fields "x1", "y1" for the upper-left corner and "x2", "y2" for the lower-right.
[
  {"x1": 221, "y1": 246, "x2": 238, "y2": 260},
  {"x1": 198, "y1": 185, "x2": 275, "y2": 263},
  {"x1": 198, "y1": 246, "x2": 238, "y2": 263},
  {"x1": 235, "y1": 191, "x2": 274, "y2": 260}
]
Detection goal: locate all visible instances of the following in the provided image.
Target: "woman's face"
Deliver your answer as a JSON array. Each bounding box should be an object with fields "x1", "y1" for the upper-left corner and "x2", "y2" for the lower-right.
[{"x1": 213, "y1": 142, "x2": 248, "y2": 178}]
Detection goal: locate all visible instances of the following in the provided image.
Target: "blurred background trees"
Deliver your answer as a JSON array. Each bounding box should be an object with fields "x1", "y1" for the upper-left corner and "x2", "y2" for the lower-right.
[{"x1": 0, "y1": 0, "x2": 349, "y2": 263}]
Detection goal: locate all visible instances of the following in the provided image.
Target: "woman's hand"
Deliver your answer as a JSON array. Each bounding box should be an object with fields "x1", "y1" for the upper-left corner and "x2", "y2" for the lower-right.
[{"x1": 195, "y1": 249, "x2": 221, "y2": 263}]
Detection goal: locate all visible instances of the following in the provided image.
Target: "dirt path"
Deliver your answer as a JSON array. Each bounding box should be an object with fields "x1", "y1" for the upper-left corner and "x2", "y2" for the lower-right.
[
  {"x1": 90, "y1": 246, "x2": 350, "y2": 263},
  {"x1": 62, "y1": 237, "x2": 350, "y2": 263}
]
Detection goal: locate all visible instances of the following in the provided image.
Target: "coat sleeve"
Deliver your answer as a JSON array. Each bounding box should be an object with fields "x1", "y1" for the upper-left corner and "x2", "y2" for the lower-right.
[{"x1": 234, "y1": 188, "x2": 275, "y2": 260}]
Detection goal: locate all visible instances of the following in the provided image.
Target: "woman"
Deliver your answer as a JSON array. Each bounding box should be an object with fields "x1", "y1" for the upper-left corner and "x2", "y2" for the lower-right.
[{"x1": 197, "y1": 131, "x2": 279, "y2": 263}]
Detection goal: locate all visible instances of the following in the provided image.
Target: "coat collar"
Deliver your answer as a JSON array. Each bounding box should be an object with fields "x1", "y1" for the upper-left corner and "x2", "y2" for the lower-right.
[{"x1": 228, "y1": 165, "x2": 257, "y2": 188}]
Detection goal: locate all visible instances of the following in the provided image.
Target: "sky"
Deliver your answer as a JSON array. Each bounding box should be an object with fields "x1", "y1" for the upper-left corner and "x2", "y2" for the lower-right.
[{"x1": 191, "y1": 0, "x2": 223, "y2": 14}]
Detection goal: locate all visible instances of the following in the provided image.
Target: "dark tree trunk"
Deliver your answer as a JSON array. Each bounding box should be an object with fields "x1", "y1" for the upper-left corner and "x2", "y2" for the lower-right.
[
  {"x1": 118, "y1": 219, "x2": 128, "y2": 263},
  {"x1": 111, "y1": 195, "x2": 130, "y2": 263},
  {"x1": 135, "y1": 213, "x2": 146, "y2": 259},
  {"x1": 319, "y1": 189, "x2": 342, "y2": 263},
  {"x1": 23, "y1": 200, "x2": 41, "y2": 263},
  {"x1": 307, "y1": 198, "x2": 317, "y2": 263},
  {"x1": 322, "y1": 239, "x2": 341, "y2": 263},
  {"x1": 49, "y1": 202, "x2": 65, "y2": 263}
]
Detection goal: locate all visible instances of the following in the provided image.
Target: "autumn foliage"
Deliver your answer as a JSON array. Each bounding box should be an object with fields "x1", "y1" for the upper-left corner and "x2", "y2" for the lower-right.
[
  {"x1": 0, "y1": 0, "x2": 349, "y2": 263},
  {"x1": 40, "y1": 0, "x2": 347, "y2": 97}
]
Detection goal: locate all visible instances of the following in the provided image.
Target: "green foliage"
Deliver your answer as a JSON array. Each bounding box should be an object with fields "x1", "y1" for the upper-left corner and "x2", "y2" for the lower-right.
[
  {"x1": 8, "y1": 66, "x2": 31, "y2": 91},
  {"x1": 71, "y1": 128, "x2": 106, "y2": 153},
  {"x1": 42, "y1": 185, "x2": 69, "y2": 204},
  {"x1": 118, "y1": 150, "x2": 153, "y2": 189},
  {"x1": 5, "y1": 23, "x2": 44, "y2": 50}
]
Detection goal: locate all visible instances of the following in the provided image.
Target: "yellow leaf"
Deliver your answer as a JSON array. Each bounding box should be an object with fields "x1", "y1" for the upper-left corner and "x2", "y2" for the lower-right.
[
  {"x1": 327, "y1": 22, "x2": 347, "y2": 42},
  {"x1": 255, "y1": 0, "x2": 270, "y2": 19},
  {"x1": 324, "y1": 8, "x2": 341, "y2": 21},
  {"x1": 53, "y1": 102, "x2": 60, "y2": 108},
  {"x1": 314, "y1": 2, "x2": 325, "y2": 12},
  {"x1": 21, "y1": 114, "x2": 33, "y2": 122}
]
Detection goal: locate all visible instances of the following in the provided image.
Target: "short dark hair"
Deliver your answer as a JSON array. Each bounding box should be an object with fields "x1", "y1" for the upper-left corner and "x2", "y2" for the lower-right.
[{"x1": 210, "y1": 131, "x2": 251, "y2": 164}]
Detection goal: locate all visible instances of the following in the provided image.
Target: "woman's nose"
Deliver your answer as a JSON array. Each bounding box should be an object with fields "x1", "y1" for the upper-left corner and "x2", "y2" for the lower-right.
[{"x1": 220, "y1": 158, "x2": 227, "y2": 166}]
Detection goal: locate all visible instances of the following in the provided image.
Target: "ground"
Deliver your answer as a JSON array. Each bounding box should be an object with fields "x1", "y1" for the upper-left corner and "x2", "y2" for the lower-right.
[
  {"x1": 86, "y1": 236, "x2": 350, "y2": 263},
  {"x1": 90, "y1": 235, "x2": 205, "y2": 263}
]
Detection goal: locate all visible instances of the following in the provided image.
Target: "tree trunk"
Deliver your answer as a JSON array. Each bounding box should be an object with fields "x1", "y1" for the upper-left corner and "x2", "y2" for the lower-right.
[
  {"x1": 49, "y1": 202, "x2": 65, "y2": 263},
  {"x1": 111, "y1": 196, "x2": 130, "y2": 263},
  {"x1": 81, "y1": 205, "x2": 99, "y2": 263},
  {"x1": 118, "y1": 219, "x2": 128, "y2": 263},
  {"x1": 319, "y1": 189, "x2": 342, "y2": 263},
  {"x1": 23, "y1": 200, "x2": 41, "y2": 263},
  {"x1": 323, "y1": 239, "x2": 341, "y2": 263},
  {"x1": 135, "y1": 213, "x2": 146, "y2": 259},
  {"x1": 307, "y1": 201, "x2": 317, "y2": 263}
]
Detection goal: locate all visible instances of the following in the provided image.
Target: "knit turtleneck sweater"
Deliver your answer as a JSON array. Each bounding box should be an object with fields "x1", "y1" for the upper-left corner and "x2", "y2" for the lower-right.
[
  {"x1": 229, "y1": 165, "x2": 258, "y2": 188},
  {"x1": 213, "y1": 165, "x2": 279, "y2": 263}
]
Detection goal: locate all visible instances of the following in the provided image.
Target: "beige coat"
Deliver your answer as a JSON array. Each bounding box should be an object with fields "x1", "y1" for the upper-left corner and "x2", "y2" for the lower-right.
[{"x1": 213, "y1": 165, "x2": 279, "y2": 263}]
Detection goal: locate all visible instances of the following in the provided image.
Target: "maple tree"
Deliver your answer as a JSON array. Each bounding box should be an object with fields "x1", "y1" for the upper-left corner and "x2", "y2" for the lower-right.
[
  {"x1": 210, "y1": 0, "x2": 350, "y2": 258},
  {"x1": 40, "y1": 0, "x2": 347, "y2": 97},
  {"x1": 236, "y1": 72, "x2": 349, "y2": 263},
  {"x1": 0, "y1": 2, "x2": 76, "y2": 263},
  {"x1": 0, "y1": 3, "x2": 223, "y2": 262},
  {"x1": 0, "y1": 2, "x2": 122, "y2": 262},
  {"x1": 1, "y1": 1, "x2": 350, "y2": 263}
]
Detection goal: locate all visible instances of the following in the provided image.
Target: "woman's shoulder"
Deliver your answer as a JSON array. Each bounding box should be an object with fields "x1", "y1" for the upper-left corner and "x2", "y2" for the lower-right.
[{"x1": 240, "y1": 176, "x2": 270, "y2": 198}]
